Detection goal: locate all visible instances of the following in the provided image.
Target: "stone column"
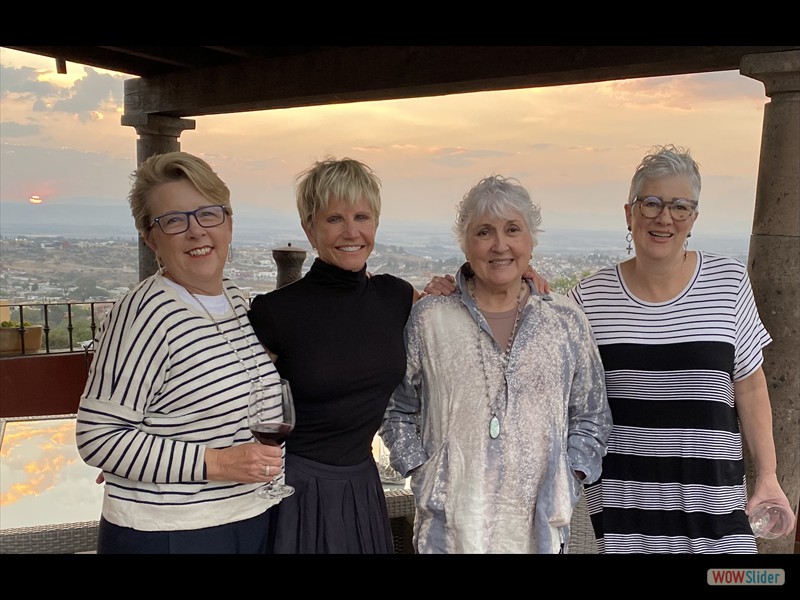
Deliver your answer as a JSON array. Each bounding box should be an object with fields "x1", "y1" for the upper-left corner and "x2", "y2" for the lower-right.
[
  {"x1": 741, "y1": 49, "x2": 800, "y2": 554},
  {"x1": 120, "y1": 114, "x2": 197, "y2": 281}
]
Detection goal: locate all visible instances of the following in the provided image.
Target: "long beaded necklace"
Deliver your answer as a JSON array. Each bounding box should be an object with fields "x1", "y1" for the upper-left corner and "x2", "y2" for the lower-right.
[
  {"x1": 188, "y1": 287, "x2": 265, "y2": 389},
  {"x1": 469, "y1": 278, "x2": 526, "y2": 439}
]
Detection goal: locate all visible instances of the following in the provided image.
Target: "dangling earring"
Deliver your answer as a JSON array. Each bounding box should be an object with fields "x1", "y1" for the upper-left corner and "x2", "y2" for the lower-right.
[
  {"x1": 684, "y1": 231, "x2": 692, "y2": 251},
  {"x1": 625, "y1": 226, "x2": 633, "y2": 256},
  {"x1": 228, "y1": 243, "x2": 234, "y2": 263}
]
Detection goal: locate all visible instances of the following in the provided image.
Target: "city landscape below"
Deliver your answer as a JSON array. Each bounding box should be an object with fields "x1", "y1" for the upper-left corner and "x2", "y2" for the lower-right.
[
  {"x1": 1, "y1": 221, "x2": 751, "y2": 305},
  {"x1": 0, "y1": 212, "x2": 752, "y2": 355},
  {"x1": 1, "y1": 197, "x2": 751, "y2": 304}
]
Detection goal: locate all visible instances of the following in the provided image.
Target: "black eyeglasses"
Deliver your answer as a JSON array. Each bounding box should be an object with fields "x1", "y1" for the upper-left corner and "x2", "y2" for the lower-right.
[
  {"x1": 150, "y1": 205, "x2": 228, "y2": 235},
  {"x1": 633, "y1": 196, "x2": 697, "y2": 221}
]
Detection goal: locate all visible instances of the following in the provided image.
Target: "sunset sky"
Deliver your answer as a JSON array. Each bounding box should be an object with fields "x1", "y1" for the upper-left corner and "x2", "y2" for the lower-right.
[{"x1": 0, "y1": 47, "x2": 771, "y2": 242}]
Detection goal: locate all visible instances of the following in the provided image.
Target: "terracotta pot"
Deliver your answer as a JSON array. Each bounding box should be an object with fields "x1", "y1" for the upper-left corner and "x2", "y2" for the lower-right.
[{"x1": 0, "y1": 325, "x2": 43, "y2": 355}]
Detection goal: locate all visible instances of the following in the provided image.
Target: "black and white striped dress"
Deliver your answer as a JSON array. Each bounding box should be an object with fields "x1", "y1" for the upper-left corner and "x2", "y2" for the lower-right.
[{"x1": 567, "y1": 251, "x2": 771, "y2": 554}]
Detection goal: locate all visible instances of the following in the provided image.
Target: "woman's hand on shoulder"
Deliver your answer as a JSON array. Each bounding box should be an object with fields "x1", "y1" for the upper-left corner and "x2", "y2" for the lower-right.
[
  {"x1": 524, "y1": 266, "x2": 551, "y2": 294},
  {"x1": 422, "y1": 274, "x2": 457, "y2": 297}
]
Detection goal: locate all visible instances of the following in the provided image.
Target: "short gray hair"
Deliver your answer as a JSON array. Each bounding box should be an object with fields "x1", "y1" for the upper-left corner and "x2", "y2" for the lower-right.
[
  {"x1": 628, "y1": 144, "x2": 701, "y2": 209},
  {"x1": 453, "y1": 175, "x2": 542, "y2": 255}
]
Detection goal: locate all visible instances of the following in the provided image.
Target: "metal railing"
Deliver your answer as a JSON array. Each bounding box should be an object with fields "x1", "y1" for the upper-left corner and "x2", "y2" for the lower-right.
[
  {"x1": 0, "y1": 301, "x2": 115, "y2": 356},
  {"x1": 0, "y1": 296, "x2": 264, "y2": 357}
]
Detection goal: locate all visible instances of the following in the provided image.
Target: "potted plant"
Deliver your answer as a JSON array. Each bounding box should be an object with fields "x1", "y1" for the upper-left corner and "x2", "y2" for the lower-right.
[{"x1": 0, "y1": 320, "x2": 44, "y2": 355}]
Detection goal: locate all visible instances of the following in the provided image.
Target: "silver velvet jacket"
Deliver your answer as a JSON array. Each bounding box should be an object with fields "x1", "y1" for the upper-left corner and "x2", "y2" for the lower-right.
[{"x1": 380, "y1": 270, "x2": 611, "y2": 553}]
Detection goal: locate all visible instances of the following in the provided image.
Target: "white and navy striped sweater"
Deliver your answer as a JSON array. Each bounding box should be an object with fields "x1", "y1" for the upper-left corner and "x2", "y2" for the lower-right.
[{"x1": 76, "y1": 272, "x2": 279, "y2": 531}]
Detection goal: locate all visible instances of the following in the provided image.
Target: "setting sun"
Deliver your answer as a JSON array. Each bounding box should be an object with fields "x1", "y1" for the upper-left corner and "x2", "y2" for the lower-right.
[{"x1": 28, "y1": 195, "x2": 42, "y2": 204}]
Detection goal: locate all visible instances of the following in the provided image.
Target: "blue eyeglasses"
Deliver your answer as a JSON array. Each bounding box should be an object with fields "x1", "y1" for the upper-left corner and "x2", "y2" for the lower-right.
[{"x1": 150, "y1": 205, "x2": 228, "y2": 235}]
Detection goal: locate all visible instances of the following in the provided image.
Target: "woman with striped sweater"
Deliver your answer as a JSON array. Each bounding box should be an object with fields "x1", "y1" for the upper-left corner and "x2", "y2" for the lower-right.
[{"x1": 76, "y1": 152, "x2": 282, "y2": 553}]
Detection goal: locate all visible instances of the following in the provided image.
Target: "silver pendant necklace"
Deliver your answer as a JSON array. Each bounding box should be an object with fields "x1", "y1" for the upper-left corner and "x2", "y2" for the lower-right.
[
  {"x1": 188, "y1": 287, "x2": 265, "y2": 388},
  {"x1": 469, "y1": 278, "x2": 525, "y2": 439}
]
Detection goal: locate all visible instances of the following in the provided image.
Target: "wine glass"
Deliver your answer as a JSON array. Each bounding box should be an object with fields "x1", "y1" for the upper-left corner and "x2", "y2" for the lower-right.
[{"x1": 248, "y1": 379, "x2": 295, "y2": 499}]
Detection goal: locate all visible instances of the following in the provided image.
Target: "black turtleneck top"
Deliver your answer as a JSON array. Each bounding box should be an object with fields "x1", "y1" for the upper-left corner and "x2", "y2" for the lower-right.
[{"x1": 248, "y1": 258, "x2": 414, "y2": 466}]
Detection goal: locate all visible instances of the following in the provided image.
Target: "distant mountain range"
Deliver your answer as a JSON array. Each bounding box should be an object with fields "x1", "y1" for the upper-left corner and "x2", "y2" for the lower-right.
[{"x1": 0, "y1": 199, "x2": 750, "y2": 260}]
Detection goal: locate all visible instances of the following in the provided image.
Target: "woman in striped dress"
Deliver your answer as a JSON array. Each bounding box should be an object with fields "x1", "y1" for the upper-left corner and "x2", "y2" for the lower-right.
[{"x1": 567, "y1": 145, "x2": 794, "y2": 553}]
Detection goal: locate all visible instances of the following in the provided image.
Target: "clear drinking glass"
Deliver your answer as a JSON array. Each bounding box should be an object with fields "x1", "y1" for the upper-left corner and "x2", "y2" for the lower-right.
[
  {"x1": 248, "y1": 379, "x2": 295, "y2": 499},
  {"x1": 748, "y1": 502, "x2": 794, "y2": 539}
]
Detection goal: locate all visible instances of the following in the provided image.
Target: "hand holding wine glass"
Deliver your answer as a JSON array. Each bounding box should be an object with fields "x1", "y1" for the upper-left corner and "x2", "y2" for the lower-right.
[{"x1": 248, "y1": 379, "x2": 296, "y2": 499}]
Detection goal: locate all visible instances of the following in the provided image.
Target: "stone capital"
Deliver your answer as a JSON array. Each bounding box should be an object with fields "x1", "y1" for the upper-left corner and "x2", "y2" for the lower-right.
[{"x1": 741, "y1": 50, "x2": 800, "y2": 96}]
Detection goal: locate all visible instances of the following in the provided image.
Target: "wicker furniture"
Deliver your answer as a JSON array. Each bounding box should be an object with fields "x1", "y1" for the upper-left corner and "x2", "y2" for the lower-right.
[
  {"x1": 0, "y1": 490, "x2": 418, "y2": 555},
  {"x1": 0, "y1": 521, "x2": 99, "y2": 554},
  {"x1": 385, "y1": 489, "x2": 415, "y2": 554}
]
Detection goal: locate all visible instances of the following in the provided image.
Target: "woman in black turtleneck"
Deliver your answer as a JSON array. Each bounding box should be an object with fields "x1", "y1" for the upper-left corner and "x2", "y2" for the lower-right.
[{"x1": 248, "y1": 157, "x2": 420, "y2": 554}]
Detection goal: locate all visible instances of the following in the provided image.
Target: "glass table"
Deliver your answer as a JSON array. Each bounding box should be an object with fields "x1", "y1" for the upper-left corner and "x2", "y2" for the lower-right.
[{"x1": 0, "y1": 414, "x2": 103, "y2": 553}]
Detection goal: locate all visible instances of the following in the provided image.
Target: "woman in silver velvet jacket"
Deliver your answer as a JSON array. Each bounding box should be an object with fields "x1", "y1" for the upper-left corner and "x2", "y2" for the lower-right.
[{"x1": 380, "y1": 175, "x2": 611, "y2": 554}]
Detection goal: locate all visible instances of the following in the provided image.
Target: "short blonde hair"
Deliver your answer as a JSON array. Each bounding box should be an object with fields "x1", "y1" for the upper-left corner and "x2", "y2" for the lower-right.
[
  {"x1": 295, "y1": 157, "x2": 381, "y2": 229},
  {"x1": 128, "y1": 151, "x2": 232, "y2": 237}
]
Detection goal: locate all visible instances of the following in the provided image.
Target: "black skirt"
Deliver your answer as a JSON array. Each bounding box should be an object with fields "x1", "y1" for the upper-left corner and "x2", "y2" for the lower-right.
[{"x1": 266, "y1": 452, "x2": 394, "y2": 554}]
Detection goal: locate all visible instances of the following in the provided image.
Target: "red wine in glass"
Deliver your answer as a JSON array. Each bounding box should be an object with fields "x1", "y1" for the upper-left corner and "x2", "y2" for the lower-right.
[{"x1": 251, "y1": 423, "x2": 292, "y2": 445}]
